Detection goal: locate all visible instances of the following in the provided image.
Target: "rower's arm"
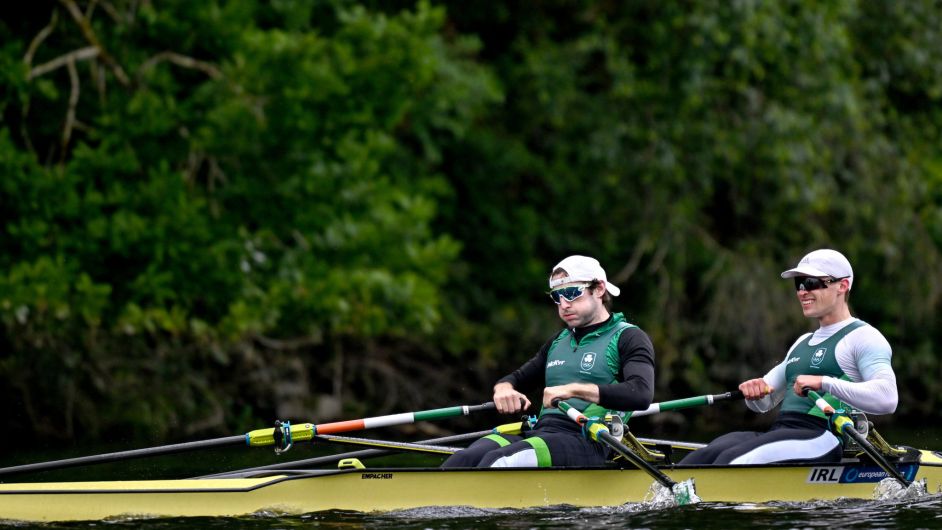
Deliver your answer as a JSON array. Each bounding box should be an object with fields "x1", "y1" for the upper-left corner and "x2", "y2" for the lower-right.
[
  {"x1": 597, "y1": 327, "x2": 655, "y2": 411},
  {"x1": 744, "y1": 362, "x2": 788, "y2": 413},
  {"x1": 826, "y1": 326, "x2": 898, "y2": 414}
]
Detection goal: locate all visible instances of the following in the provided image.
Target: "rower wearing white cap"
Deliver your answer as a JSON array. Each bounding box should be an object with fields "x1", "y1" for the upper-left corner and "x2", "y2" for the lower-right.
[
  {"x1": 442, "y1": 255, "x2": 656, "y2": 468},
  {"x1": 681, "y1": 249, "x2": 897, "y2": 465}
]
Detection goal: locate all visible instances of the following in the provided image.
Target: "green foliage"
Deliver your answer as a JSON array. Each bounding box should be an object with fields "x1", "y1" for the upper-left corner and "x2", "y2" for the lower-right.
[
  {"x1": 0, "y1": 0, "x2": 493, "y2": 442},
  {"x1": 0, "y1": 0, "x2": 940, "y2": 446}
]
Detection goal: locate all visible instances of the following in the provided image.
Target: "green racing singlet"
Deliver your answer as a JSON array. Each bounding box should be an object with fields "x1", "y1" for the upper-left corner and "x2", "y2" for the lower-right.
[
  {"x1": 781, "y1": 320, "x2": 866, "y2": 419},
  {"x1": 540, "y1": 312, "x2": 635, "y2": 420}
]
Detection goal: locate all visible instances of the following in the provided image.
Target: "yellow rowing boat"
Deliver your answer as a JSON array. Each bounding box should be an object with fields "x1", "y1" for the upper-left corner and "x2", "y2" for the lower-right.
[{"x1": 1, "y1": 449, "x2": 938, "y2": 522}]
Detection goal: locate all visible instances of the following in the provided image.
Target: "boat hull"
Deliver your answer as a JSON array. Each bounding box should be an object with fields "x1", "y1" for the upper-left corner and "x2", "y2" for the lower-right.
[{"x1": 2, "y1": 450, "x2": 940, "y2": 522}]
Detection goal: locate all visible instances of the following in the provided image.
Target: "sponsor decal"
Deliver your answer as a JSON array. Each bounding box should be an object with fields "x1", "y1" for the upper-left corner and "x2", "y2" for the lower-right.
[
  {"x1": 361, "y1": 473, "x2": 394, "y2": 480},
  {"x1": 786, "y1": 356, "x2": 801, "y2": 366},
  {"x1": 809, "y1": 464, "x2": 919, "y2": 484},
  {"x1": 839, "y1": 464, "x2": 918, "y2": 483},
  {"x1": 547, "y1": 360, "x2": 565, "y2": 368},
  {"x1": 810, "y1": 348, "x2": 826, "y2": 368},
  {"x1": 807, "y1": 467, "x2": 843, "y2": 483},
  {"x1": 580, "y1": 352, "x2": 597, "y2": 371}
]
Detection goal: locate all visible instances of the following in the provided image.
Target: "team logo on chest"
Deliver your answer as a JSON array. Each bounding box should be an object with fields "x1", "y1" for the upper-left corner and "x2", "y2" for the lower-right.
[
  {"x1": 581, "y1": 352, "x2": 597, "y2": 371},
  {"x1": 811, "y1": 348, "x2": 826, "y2": 368}
]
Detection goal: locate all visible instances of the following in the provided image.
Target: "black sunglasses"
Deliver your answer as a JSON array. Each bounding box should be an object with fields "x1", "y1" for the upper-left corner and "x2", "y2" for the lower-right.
[{"x1": 793, "y1": 276, "x2": 847, "y2": 292}]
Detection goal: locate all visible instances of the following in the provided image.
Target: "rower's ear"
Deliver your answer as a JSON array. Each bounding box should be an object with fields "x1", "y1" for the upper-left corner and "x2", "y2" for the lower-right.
[
  {"x1": 838, "y1": 278, "x2": 851, "y2": 294},
  {"x1": 590, "y1": 280, "x2": 606, "y2": 298}
]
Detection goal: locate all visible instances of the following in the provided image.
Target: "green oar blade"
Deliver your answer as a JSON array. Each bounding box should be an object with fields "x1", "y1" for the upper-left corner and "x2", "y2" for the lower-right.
[{"x1": 670, "y1": 479, "x2": 701, "y2": 505}]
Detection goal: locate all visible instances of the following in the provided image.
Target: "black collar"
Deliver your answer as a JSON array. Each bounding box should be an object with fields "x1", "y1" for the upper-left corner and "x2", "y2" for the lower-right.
[{"x1": 571, "y1": 314, "x2": 613, "y2": 343}]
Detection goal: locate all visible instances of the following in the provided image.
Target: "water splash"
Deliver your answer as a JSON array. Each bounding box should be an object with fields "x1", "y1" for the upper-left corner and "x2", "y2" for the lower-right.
[
  {"x1": 643, "y1": 479, "x2": 701, "y2": 507},
  {"x1": 873, "y1": 477, "x2": 929, "y2": 501}
]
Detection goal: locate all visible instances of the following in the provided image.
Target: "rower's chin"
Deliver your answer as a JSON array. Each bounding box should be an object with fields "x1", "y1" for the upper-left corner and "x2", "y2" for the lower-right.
[{"x1": 801, "y1": 306, "x2": 822, "y2": 319}]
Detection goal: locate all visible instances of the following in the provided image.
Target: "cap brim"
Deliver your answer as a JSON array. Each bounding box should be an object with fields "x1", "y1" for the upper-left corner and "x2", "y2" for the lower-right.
[
  {"x1": 780, "y1": 265, "x2": 830, "y2": 279},
  {"x1": 606, "y1": 282, "x2": 620, "y2": 297}
]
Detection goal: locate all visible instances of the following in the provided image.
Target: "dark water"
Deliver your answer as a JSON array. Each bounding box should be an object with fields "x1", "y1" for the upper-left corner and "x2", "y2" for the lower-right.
[{"x1": 5, "y1": 497, "x2": 941, "y2": 530}]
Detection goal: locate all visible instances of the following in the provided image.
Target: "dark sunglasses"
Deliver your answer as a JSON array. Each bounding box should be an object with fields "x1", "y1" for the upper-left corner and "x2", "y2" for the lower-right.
[
  {"x1": 549, "y1": 284, "x2": 590, "y2": 304},
  {"x1": 794, "y1": 276, "x2": 847, "y2": 292}
]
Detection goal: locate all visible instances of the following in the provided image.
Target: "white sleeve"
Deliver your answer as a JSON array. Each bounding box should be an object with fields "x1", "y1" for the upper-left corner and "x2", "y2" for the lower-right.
[
  {"x1": 822, "y1": 325, "x2": 897, "y2": 415},
  {"x1": 744, "y1": 335, "x2": 806, "y2": 414}
]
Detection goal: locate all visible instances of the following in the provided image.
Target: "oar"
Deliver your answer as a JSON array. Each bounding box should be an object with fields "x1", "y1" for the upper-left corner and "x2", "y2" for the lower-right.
[
  {"x1": 0, "y1": 402, "x2": 496, "y2": 477},
  {"x1": 626, "y1": 390, "x2": 743, "y2": 419},
  {"x1": 200, "y1": 421, "x2": 526, "y2": 478},
  {"x1": 311, "y1": 434, "x2": 462, "y2": 454},
  {"x1": 554, "y1": 400, "x2": 699, "y2": 505},
  {"x1": 803, "y1": 389, "x2": 910, "y2": 488}
]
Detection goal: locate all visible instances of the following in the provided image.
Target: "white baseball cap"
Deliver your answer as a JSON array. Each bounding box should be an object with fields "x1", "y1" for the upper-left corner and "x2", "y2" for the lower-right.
[
  {"x1": 780, "y1": 249, "x2": 854, "y2": 289},
  {"x1": 549, "y1": 255, "x2": 620, "y2": 296}
]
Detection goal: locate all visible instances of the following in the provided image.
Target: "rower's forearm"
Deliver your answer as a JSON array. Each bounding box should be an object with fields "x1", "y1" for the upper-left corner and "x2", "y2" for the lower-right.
[
  {"x1": 568, "y1": 383, "x2": 600, "y2": 402},
  {"x1": 598, "y1": 378, "x2": 653, "y2": 411}
]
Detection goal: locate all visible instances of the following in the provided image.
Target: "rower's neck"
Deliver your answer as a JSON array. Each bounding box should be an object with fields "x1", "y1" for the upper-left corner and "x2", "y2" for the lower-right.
[{"x1": 571, "y1": 314, "x2": 613, "y2": 342}]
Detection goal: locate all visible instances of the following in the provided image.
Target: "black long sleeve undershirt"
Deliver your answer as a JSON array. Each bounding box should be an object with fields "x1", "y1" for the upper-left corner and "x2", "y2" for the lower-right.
[{"x1": 496, "y1": 316, "x2": 656, "y2": 412}]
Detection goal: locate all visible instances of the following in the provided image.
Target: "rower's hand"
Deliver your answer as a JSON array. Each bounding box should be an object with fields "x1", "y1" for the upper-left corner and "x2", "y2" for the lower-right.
[
  {"x1": 739, "y1": 378, "x2": 773, "y2": 400},
  {"x1": 793, "y1": 375, "x2": 823, "y2": 396},
  {"x1": 493, "y1": 382, "x2": 530, "y2": 414}
]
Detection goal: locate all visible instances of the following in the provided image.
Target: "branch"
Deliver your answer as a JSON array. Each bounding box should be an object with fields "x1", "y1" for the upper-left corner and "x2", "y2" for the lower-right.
[
  {"x1": 97, "y1": 0, "x2": 122, "y2": 23},
  {"x1": 138, "y1": 51, "x2": 223, "y2": 81},
  {"x1": 24, "y1": 9, "x2": 58, "y2": 67},
  {"x1": 61, "y1": 56, "x2": 80, "y2": 159},
  {"x1": 254, "y1": 333, "x2": 324, "y2": 351},
  {"x1": 58, "y1": 0, "x2": 130, "y2": 86},
  {"x1": 613, "y1": 233, "x2": 652, "y2": 285},
  {"x1": 29, "y1": 46, "x2": 99, "y2": 79}
]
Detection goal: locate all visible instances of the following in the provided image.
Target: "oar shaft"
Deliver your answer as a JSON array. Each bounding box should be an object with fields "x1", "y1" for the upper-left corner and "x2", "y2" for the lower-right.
[
  {"x1": 198, "y1": 429, "x2": 495, "y2": 478},
  {"x1": 555, "y1": 400, "x2": 677, "y2": 489},
  {"x1": 805, "y1": 389, "x2": 910, "y2": 487},
  {"x1": 313, "y1": 403, "x2": 495, "y2": 435},
  {"x1": 629, "y1": 391, "x2": 743, "y2": 418},
  {"x1": 598, "y1": 430, "x2": 676, "y2": 489},
  {"x1": 2, "y1": 402, "x2": 497, "y2": 477},
  {"x1": 0, "y1": 435, "x2": 244, "y2": 477},
  {"x1": 313, "y1": 434, "x2": 463, "y2": 454},
  {"x1": 245, "y1": 402, "x2": 496, "y2": 444}
]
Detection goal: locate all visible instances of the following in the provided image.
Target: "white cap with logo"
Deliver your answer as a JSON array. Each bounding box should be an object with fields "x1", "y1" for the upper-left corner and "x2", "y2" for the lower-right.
[
  {"x1": 549, "y1": 255, "x2": 621, "y2": 296},
  {"x1": 780, "y1": 249, "x2": 854, "y2": 289}
]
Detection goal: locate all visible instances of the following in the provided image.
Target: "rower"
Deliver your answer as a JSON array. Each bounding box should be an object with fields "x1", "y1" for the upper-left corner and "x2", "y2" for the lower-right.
[
  {"x1": 442, "y1": 255, "x2": 656, "y2": 468},
  {"x1": 680, "y1": 249, "x2": 898, "y2": 465}
]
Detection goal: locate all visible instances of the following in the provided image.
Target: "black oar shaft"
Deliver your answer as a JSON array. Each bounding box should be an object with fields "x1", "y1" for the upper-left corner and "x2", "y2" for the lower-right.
[
  {"x1": 598, "y1": 430, "x2": 676, "y2": 489},
  {"x1": 803, "y1": 389, "x2": 910, "y2": 488},
  {"x1": 553, "y1": 399, "x2": 677, "y2": 489},
  {"x1": 844, "y1": 425, "x2": 911, "y2": 486},
  {"x1": 0, "y1": 435, "x2": 245, "y2": 477}
]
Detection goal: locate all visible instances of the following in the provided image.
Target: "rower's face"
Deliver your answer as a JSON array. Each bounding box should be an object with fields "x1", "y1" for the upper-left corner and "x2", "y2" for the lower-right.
[
  {"x1": 551, "y1": 280, "x2": 606, "y2": 328},
  {"x1": 794, "y1": 276, "x2": 847, "y2": 320}
]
